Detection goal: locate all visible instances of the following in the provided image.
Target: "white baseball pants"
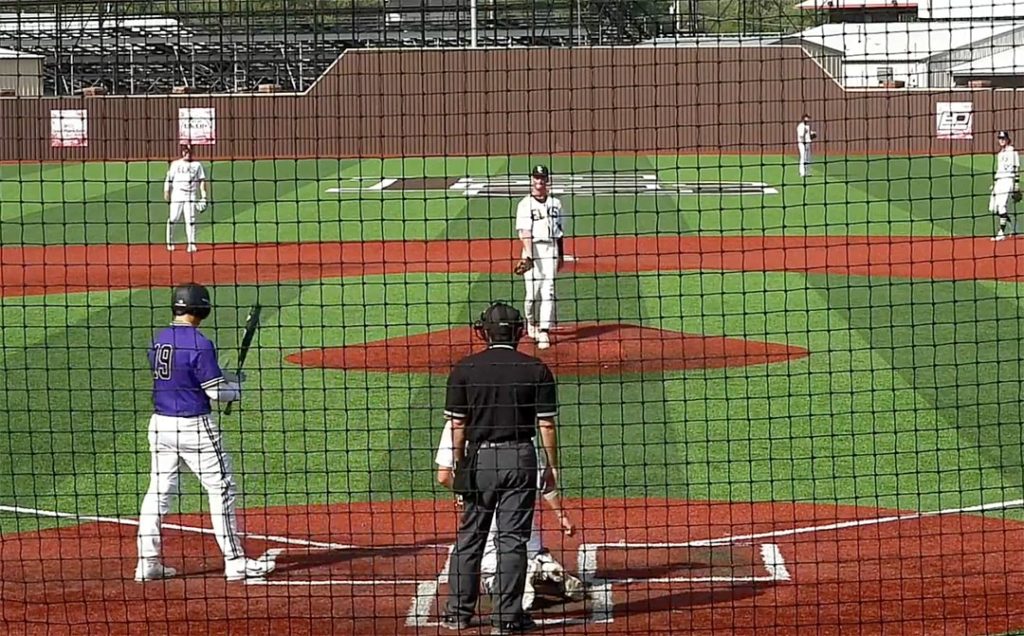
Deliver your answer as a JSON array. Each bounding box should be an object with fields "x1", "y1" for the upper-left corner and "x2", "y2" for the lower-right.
[
  {"x1": 167, "y1": 200, "x2": 197, "y2": 248},
  {"x1": 798, "y1": 142, "x2": 811, "y2": 177},
  {"x1": 524, "y1": 241, "x2": 559, "y2": 331},
  {"x1": 136, "y1": 413, "x2": 245, "y2": 564},
  {"x1": 989, "y1": 178, "x2": 1015, "y2": 215}
]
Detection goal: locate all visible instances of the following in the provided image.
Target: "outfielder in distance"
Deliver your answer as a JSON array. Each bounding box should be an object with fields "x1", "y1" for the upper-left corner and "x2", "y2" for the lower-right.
[
  {"x1": 796, "y1": 114, "x2": 817, "y2": 179},
  {"x1": 135, "y1": 283, "x2": 276, "y2": 583},
  {"x1": 514, "y1": 165, "x2": 566, "y2": 350},
  {"x1": 989, "y1": 130, "x2": 1021, "y2": 242},
  {"x1": 164, "y1": 144, "x2": 208, "y2": 253},
  {"x1": 435, "y1": 420, "x2": 586, "y2": 612}
]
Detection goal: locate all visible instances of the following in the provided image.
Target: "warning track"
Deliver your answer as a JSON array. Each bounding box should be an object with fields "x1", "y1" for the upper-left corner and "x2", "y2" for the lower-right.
[{"x1": 1, "y1": 498, "x2": 1023, "y2": 635}]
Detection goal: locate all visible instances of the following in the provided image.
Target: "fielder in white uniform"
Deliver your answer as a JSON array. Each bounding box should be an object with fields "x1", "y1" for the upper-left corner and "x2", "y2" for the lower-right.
[
  {"x1": 135, "y1": 283, "x2": 276, "y2": 583},
  {"x1": 435, "y1": 420, "x2": 585, "y2": 610},
  {"x1": 515, "y1": 165, "x2": 566, "y2": 350},
  {"x1": 797, "y1": 114, "x2": 816, "y2": 178},
  {"x1": 164, "y1": 145, "x2": 208, "y2": 253},
  {"x1": 989, "y1": 130, "x2": 1020, "y2": 241}
]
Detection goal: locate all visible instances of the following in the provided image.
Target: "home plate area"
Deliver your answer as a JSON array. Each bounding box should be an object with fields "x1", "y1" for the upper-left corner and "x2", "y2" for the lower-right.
[{"x1": 405, "y1": 540, "x2": 789, "y2": 629}]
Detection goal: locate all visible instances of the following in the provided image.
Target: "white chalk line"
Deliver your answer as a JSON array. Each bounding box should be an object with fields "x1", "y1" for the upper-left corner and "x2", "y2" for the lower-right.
[
  {"x1": 405, "y1": 544, "x2": 452, "y2": 627},
  {"x1": 584, "y1": 497, "x2": 1024, "y2": 550},
  {"x1": 0, "y1": 503, "x2": 450, "y2": 552},
  {"x1": 250, "y1": 578, "x2": 428, "y2": 586}
]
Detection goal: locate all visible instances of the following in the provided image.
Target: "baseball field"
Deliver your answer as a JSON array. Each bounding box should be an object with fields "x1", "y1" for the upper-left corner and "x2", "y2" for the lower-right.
[{"x1": 2, "y1": 152, "x2": 1024, "y2": 635}]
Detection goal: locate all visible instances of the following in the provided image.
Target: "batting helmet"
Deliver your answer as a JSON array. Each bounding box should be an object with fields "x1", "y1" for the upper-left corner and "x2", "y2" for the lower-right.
[
  {"x1": 172, "y1": 282, "x2": 212, "y2": 319},
  {"x1": 473, "y1": 301, "x2": 525, "y2": 345},
  {"x1": 531, "y1": 164, "x2": 551, "y2": 182}
]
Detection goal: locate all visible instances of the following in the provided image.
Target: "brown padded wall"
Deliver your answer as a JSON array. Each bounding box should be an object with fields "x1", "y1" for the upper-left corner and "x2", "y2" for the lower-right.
[{"x1": 0, "y1": 47, "x2": 1007, "y2": 162}]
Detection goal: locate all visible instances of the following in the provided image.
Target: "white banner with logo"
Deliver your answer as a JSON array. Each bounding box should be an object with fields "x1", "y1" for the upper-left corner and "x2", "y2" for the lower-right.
[
  {"x1": 178, "y1": 107, "x2": 216, "y2": 145},
  {"x1": 936, "y1": 102, "x2": 973, "y2": 139},
  {"x1": 50, "y1": 109, "x2": 88, "y2": 147}
]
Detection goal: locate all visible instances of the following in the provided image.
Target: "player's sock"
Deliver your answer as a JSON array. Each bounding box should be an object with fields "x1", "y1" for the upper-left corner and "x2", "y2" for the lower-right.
[
  {"x1": 185, "y1": 215, "x2": 197, "y2": 249},
  {"x1": 166, "y1": 221, "x2": 175, "y2": 247}
]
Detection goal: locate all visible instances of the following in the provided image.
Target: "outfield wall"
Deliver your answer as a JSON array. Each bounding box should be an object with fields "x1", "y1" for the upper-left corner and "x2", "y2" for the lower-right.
[{"x1": 2, "y1": 47, "x2": 1017, "y2": 162}]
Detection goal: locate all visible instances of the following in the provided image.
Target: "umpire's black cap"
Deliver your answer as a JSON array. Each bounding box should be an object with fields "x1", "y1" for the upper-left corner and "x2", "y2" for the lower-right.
[
  {"x1": 999, "y1": 131, "x2": 1012, "y2": 141},
  {"x1": 531, "y1": 164, "x2": 551, "y2": 181},
  {"x1": 172, "y1": 282, "x2": 212, "y2": 319},
  {"x1": 476, "y1": 302, "x2": 525, "y2": 345}
]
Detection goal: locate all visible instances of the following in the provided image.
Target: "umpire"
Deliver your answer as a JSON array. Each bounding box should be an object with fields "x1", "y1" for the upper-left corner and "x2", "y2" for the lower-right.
[{"x1": 441, "y1": 302, "x2": 560, "y2": 634}]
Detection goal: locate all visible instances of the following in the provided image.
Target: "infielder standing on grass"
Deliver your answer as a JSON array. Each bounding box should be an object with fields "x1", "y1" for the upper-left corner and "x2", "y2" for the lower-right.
[
  {"x1": 514, "y1": 165, "x2": 566, "y2": 350},
  {"x1": 796, "y1": 114, "x2": 817, "y2": 179},
  {"x1": 164, "y1": 145, "x2": 208, "y2": 253},
  {"x1": 989, "y1": 130, "x2": 1021, "y2": 242},
  {"x1": 135, "y1": 283, "x2": 275, "y2": 583},
  {"x1": 435, "y1": 420, "x2": 585, "y2": 612}
]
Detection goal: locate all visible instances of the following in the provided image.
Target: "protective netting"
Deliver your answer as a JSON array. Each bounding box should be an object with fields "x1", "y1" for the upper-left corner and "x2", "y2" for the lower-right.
[{"x1": 2, "y1": 1, "x2": 1024, "y2": 635}]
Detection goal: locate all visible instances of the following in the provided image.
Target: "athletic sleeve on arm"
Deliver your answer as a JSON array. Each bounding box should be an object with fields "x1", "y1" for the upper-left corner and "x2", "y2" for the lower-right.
[
  {"x1": 443, "y1": 367, "x2": 469, "y2": 420},
  {"x1": 435, "y1": 421, "x2": 455, "y2": 468},
  {"x1": 193, "y1": 338, "x2": 225, "y2": 389},
  {"x1": 515, "y1": 198, "x2": 532, "y2": 234},
  {"x1": 535, "y1": 364, "x2": 558, "y2": 418}
]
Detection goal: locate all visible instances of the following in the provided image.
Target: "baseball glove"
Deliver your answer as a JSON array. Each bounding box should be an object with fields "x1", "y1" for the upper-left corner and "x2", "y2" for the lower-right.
[
  {"x1": 810, "y1": 132, "x2": 818, "y2": 141},
  {"x1": 1013, "y1": 190, "x2": 1022, "y2": 203},
  {"x1": 514, "y1": 256, "x2": 534, "y2": 275}
]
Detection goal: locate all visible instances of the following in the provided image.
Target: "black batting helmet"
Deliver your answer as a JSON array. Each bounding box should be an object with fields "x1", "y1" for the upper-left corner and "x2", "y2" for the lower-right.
[
  {"x1": 172, "y1": 282, "x2": 212, "y2": 319},
  {"x1": 531, "y1": 164, "x2": 551, "y2": 182},
  {"x1": 473, "y1": 302, "x2": 525, "y2": 345}
]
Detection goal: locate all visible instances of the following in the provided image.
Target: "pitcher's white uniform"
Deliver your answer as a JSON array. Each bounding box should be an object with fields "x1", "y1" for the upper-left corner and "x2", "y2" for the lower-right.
[
  {"x1": 164, "y1": 147, "x2": 207, "y2": 253},
  {"x1": 797, "y1": 117, "x2": 814, "y2": 178},
  {"x1": 515, "y1": 172, "x2": 565, "y2": 345}
]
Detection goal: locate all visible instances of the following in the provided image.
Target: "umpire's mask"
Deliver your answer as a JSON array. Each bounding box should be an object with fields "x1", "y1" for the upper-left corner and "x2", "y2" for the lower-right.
[{"x1": 474, "y1": 302, "x2": 525, "y2": 346}]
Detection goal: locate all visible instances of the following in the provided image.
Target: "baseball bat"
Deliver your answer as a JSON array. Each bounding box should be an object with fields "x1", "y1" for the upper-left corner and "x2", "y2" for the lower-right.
[{"x1": 223, "y1": 302, "x2": 262, "y2": 415}]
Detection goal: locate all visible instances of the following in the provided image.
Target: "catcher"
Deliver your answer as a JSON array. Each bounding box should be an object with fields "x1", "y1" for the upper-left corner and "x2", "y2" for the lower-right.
[
  {"x1": 436, "y1": 419, "x2": 587, "y2": 611},
  {"x1": 514, "y1": 164, "x2": 566, "y2": 350},
  {"x1": 164, "y1": 144, "x2": 208, "y2": 253}
]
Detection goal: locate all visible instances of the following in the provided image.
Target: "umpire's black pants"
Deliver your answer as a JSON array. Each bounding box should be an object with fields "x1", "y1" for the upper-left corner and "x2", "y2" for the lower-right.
[{"x1": 445, "y1": 441, "x2": 537, "y2": 626}]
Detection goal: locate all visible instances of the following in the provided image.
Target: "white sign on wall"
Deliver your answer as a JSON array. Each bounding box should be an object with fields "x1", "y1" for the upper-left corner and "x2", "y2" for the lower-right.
[
  {"x1": 50, "y1": 109, "x2": 88, "y2": 147},
  {"x1": 178, "y1": 107, "x2": 216, "y2": 145},
  {"x1": 936, "y1": 102, "x2": 973, "y2": 139}
]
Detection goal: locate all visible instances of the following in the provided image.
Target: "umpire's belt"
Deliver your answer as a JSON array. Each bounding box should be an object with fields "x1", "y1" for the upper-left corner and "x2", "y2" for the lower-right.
[{"x1": 475, "y1": 440, "x2": 533, "y2": 449}]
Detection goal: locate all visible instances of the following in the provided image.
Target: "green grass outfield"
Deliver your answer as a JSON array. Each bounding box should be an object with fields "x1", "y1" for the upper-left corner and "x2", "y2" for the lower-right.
[{"x1": 1, "y1": 153, "x2": 1022, "y2": 538}]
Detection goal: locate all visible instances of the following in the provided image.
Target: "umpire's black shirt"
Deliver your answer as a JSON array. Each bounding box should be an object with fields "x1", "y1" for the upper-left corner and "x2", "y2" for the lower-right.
[{"x1": 443, "y1": 344, "x2": 557, "y2": 444}]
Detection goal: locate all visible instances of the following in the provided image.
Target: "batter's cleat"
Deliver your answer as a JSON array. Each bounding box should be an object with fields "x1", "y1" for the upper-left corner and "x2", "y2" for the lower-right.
[
  {"x1": 224, "y1": 556, "x2": 276, "y2": 581},
  {"x1": 536, "y1": 331, "x2": 550, "y2": 350},
  {"x1": 166, "y1": 244, "x2": 176, "y2": 251},
  {"x1": 992, "y1": 232, "x2": 1007, "y2": 241},
  {"x1": 186, "y1": 244, "x2": 198, "y2": 253},
  {"x1": 134, "y1": 559, "x2": 177, "y2": 582}
]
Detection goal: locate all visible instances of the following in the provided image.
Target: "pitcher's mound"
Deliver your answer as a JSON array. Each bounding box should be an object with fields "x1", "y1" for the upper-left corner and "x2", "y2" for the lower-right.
[{"x1": 285, "y1": 322, "x2": 808, "y2": 376}]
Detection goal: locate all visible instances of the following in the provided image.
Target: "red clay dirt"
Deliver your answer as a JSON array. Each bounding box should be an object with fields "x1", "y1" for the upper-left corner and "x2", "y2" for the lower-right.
[
  {"x1": 3, "y1": 235, "x2": 1024, "y2": 298},
  {"x1": 284, "y1": 322, "x2": 809, "y2": 375},
  {"x1": 1, "y1": 499, "x2": 1023, "y2": 636}
]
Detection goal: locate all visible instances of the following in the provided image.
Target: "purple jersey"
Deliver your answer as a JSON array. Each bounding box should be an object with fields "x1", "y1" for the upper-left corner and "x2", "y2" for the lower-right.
[{"x1": 149, "y1": 324, "x2": 225, "y2": 417}]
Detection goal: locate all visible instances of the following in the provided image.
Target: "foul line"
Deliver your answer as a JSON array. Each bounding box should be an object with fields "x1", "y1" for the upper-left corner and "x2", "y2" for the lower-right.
[{"x1": 0, "y1": 503, "x2": 447, "y2": 552}]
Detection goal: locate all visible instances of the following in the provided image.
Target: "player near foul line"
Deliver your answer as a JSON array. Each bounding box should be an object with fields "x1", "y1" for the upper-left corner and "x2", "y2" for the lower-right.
[{"x1": 989, "y1": 130, "x2": 1021, "y2": 241}]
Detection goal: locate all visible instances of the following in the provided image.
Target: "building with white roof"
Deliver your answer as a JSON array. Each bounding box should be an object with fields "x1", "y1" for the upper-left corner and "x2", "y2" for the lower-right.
[{"x1": 779, "y1": 20, "x2": 1024, "y2": 87}]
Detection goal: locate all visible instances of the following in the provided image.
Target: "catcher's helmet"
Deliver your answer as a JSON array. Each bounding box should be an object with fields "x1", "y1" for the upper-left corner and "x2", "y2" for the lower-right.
[
  {"x1": 531, "y1": 164, "x2": 551, "y2": 182},
  {"x1": 474, "y1": 302, "x2": 525, "y2": 345},
  {"x1": 172, "y1": 282, "x2": 212, "y2": 319}
]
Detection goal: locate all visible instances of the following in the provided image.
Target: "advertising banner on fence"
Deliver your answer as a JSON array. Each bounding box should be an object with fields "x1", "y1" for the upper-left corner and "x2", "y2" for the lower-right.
[
  {"x1": 50, "y1": 109, "x2": 88, "y2": 147},
  {"x1": 178, "y1": 107, "x2": 216, "y2": 145},
  {"x1": 936, "y1": 102, "x2": 973, "y2": 139}
]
